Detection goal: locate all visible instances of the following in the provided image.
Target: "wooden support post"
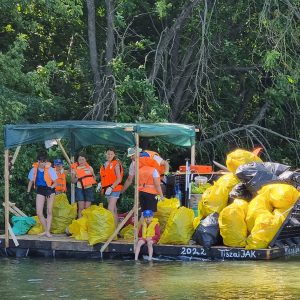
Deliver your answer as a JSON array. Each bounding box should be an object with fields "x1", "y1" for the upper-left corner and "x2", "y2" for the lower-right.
[
  {"x1": 2, "y1": 203, "x2": 23, "y2": 217},
  {"x1": 134, "y1": 133, "x2": 140, "y2": 251},
  {"x1": 191, "y1": 128, "x2": 199, "y2": 165},
  {"x1": 4, "y1": 149, "x2": 10, "y2": 248},
  {"x1": 11, "y1": 146, "x2": 21, "y2": 166},
  {"x1": 71, "y1": 155, "x2": 75, "y2": 204},
  {"x1": 9, "y1": 202, "x2": 27, "y2": 217},
  {"x1": 191, "y1": 144, "x2": 195, "y2": 166},
  {"x1": 100, "y1": 209, "x2": 134, "y2": 254},
  {"x1": 8, "y1": 223, "x2": 19, "y2": 247},
  {"x1": 56, "y1": 139, "x2": 72, "y2": 165}
]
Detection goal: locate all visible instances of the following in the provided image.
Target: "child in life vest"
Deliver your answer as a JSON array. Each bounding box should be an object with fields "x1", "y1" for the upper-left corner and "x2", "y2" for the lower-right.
[
  {"x1": 135, "y1": 210, "x2": 160, "y2": 261},
  {"x1": 98, "y1": 148, "x2": 123, "y2": 226},
  {"x1": 53, "y1": 159, "x2": 67, "y2": 194},
  {"x1": 71, "y1": 153, "x2": 96, "y2": 218},
  {"x1": 27, "y1": 152, "x2": 58, "y2": 237}
]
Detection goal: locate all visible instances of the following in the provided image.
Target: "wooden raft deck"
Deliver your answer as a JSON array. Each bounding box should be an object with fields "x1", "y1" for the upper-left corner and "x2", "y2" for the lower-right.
[{"x1": 1, "y1": 234, "x2": 300, "y2": 260}]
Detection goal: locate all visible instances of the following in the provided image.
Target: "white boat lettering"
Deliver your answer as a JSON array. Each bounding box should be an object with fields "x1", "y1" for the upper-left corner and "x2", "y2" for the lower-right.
[
  {"x1": 180, "y1": 247, "x2": 206, "y2": 256},
  {"x1": 285, "y1": 246, "x2": 300, "y2": 255},
  {"x1": 218, "y1": 249, "x2": 256, "y2": 258}
]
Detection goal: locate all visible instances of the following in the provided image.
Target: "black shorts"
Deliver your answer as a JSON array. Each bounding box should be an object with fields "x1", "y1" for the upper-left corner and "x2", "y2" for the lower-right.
[
  {"x1": 139, "y1": 191, "x2": 158, "y2": 212},
  {"x1": 36, "y1": 186, "x2": 55, "y2": 197}
]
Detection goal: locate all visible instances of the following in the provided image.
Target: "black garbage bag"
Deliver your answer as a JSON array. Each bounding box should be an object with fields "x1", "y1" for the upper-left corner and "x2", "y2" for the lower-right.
[
  {"x1": 279, "y1": 170, "x2": 300, "y2": 188},
  {"x1": 228, "y1": 183, "x2": 253, "y2": 204},
  {"x1": 235, "y1": 162, "x2": 278, "y2": 194},
  {"x1": 192, "y1": 212, "x2": 221, "y2": 247},
  {"x1": 263, "y1": 162, "x2": 290, "y2": 176}
]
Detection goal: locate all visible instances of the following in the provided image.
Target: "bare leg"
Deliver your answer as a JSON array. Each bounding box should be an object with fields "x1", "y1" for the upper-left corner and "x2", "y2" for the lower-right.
[
  {"x1": 84, "y1": 201, "x2": 91, "y2": 210},
  {"x1": 138, "y1": 215, "x2": 144, "y2": 230},
  {"x1": 36, "y1": 194, "x2": 47, "y2": 235},
  {"x1": 147, "y1": 239, "x2": 154, "y2": 261},
  {"x1": 45, "y1": 193, "x2": 55, "y2": 237},
  {"x1": 78, "y1": 201, "x2": 85, "y2": 218},
  {"x1": 114, "y1": 206, "x2": 118, "y2": 226},
  {"x1": 108, "y1": 197, "x2": 118, "y2": 226},
  {"x1": 135, "y1": 239, "x2": 146, "y2": 261}
]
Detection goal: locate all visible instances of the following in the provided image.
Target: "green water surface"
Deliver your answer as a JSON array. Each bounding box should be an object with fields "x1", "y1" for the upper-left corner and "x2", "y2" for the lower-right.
[{"x1": 1, "y1": 256, "x2": 300, "y2": 299}]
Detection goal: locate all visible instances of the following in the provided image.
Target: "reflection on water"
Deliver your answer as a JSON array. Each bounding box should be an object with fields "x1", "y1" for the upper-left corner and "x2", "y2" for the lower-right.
[{"x1": 1, "y1": 256, "x2": 300, "y2": 299}]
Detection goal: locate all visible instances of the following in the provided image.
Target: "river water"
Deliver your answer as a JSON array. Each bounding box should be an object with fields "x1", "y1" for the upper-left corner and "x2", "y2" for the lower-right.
[{"x1": 1, "y1": 256, "x2": 300, "y2": 299}]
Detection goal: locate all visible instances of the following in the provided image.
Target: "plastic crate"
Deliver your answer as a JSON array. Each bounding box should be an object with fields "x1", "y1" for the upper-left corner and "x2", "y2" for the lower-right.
[{"x1": 179, "y1": 165, "x2": 213, "y2": 173}]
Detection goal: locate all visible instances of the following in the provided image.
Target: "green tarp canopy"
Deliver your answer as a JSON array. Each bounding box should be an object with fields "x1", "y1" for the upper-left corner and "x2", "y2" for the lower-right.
[{"x1": 4, "y1": 121, "x2": 195, "y2": 152}]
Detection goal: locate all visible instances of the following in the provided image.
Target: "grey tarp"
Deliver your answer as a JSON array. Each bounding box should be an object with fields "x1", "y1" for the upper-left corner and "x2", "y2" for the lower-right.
[{"x1": 4, "y1": 121, "x2": 195, "y2": 152}]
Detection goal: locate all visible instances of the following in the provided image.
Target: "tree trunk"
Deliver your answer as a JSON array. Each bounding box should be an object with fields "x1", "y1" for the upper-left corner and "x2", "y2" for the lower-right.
[
  {"x1": 86, "y1": 0, "x2": 102, "y2": 118},
  {"x1": 105, "y1": 0, "x2": 117, "y2": 116},
  {"x1": 149, "y1": 0, "x2": 202, "y2": 84}
]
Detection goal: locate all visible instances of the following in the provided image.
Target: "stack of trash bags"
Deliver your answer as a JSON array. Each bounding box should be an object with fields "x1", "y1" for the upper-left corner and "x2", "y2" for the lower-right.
[
  {"x1": 68, "y1": 204, "x2": 115, "y2": 246},
  {"x1": 12, "y1": 193, "x2": 77, "y2": 235},
  {"x1": 194, "y1": 148, "x2": 300, "y2": 250},
  {"x1": 115, "y1": 149, "x2": 299, "y2": 249}
]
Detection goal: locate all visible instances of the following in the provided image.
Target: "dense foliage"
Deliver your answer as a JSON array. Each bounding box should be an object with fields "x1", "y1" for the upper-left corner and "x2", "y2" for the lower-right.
[{"x1": 0, "y1": 0, "x2": 299, "y2": 222}]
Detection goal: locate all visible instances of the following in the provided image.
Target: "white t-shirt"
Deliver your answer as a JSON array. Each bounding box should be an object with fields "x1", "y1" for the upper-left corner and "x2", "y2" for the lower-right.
[{"x1": 129, "y1": 162, "x2": 160, "y2": 177}]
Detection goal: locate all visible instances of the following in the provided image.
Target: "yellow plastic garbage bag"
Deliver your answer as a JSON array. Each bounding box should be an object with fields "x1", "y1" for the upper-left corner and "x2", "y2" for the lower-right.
[
  {"x1": 193, "y1": 216, "x2": 202, "y2": 230},
  {"x1": 219, "y1": 199, "x2": 249, "y2": 247},
  {"x1": 69, "y1": 217, "x2": 89, "y2": 241},
  {"x1": 120, "y1": 224, "x2": 134, "y2": 241},
  {"x1": 82, "y1": 205, "x2": 99, "y2": 216},
  {"x1": 159, "y1": 207, "x2": 194, "y2": 245},
  {"x1": 155, "y1": 197, "x2": 180, "y2": 233},
  {"x1": 245, "y1": 211, "x2": 283, "y2": 250},
  {"x1": 88, "y1": 206, "x2": 115, "y2": 246},
  {"x1": 257, "y1": 184, "x2": 299, "y2": 210},
  {"x1": 226, "y1": 149, "x2": 262, "y2": 173},
  {"x1": 273, "y1": 208, "x2": 290, "y2": 223},
  {"x1": 246, "y1": 194, "x2": 273, "y2": 232},
  {"x1": 215, "y1": 173, "x2": 240, "y2": 187},
  {"x1": 68, "y1": 205, "x2": 101, "y2": 240},
  {"x1": 28, "y1": 216, "x2": 44, "y2": 235},
  {"x1": 198, "y1": 173, "x2": 239, "y2": 217},
  {"x1": 51, "y1": 193, "x2": 77, "y2": 234}
]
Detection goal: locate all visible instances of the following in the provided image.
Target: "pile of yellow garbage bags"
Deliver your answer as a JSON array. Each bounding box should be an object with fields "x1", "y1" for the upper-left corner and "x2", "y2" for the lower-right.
[{"x1": 202, "y1": 149, "x2": 300, "y2": 250}]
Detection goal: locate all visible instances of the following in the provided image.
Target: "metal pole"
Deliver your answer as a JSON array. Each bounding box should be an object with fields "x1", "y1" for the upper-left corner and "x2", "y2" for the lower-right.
[
  {"x1": 4, "y1": 150, "x2": 10, "y2": 248},
  {"x1": 134, "y1": 133, "x2": 140, "y2": 251}
]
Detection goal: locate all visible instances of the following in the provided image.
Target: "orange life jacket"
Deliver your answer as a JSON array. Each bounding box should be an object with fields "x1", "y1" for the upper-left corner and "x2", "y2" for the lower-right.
[
  {"x1": 71, "y1": 162, "x2": 96, "y2": 188},
  {"x1": 32, "y1": 162, "x2": 53, "y2": 188},
  {"x1": 55, "y1": 167, "x2": 67, "y2": 192},
  {"x1": 100, "y1": 160, "x2": 123, "y2": 192},
  {"x1": 138, "y1": 166, "x2": 158, "y2": 195},
  {"x1": 139, "y1": 150, "x2": 165, "y2": 175}
]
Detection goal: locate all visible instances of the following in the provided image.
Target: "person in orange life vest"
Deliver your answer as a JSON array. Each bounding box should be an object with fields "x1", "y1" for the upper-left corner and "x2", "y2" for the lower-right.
[
  {"x1": 71, "y1": 153, "x2": 96, "y2": 218},
  {"x1": 138, "y1": 163, "x2": 164, "y2": 224},
  {"x1": 98, "y1": 148, "x2": 123, "y2": 226},
  {"x1": 121, "y1": 147, "x2": 169, "y2": 193},
  {"x1": 53, "y1": 159, "x2": 67, "y2": 194},
  {"x1": 135, "y1": 210, "x2": 160, "y2": 261},
  {"x1": 27, "y1": 152, "x2": 58, "y2": 238}
]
